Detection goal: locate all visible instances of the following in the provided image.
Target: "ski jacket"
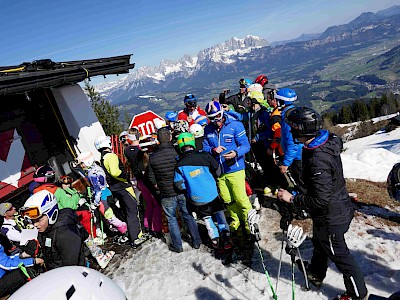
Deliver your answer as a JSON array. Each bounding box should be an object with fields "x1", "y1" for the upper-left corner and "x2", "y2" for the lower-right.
[
  {"x1": 177, "y1": 107, "x2": 207, "y2": 126},
  {"x1": 0, "y1": 245, "x2": 34, "y2": 279},
  {"x1": 174, "y1": 150, "x2": 220, "y2": 205},
  {"x1": 124, "y1": 145, "x2": 146, "y2": 179},
  {"x1": 203, "y1": 114, "x2": 250, "y2": 174},
  {"x1": 37, "y1": 208, "x2": 85, "y2": 270},
  {"x1": 148, "y1": 142, "x2": 180, "y2": 198},
  {"x1": 100, "y1": 151, "x2": 131, "y2": 192},
  {"x1": 280, "y1": 105, "x2": 303, "y2": 166},
  {"x1": 293, "y1": 130, "x2": 354, "y2": 227},
  {"x1": 33, "y1": 184, "x2": 80, "y2": 210},
  {"x1": 1, "y1": 219, "x2": 22, "y2": 244},
  {"x1": 269, "y1": 105, "x2": 283, "y2": 154},
  {"x1": 225, "y1": 93, "x2": 247, "y2": 112},
  {"x1": 251, "y1": 106, "x2": 272, "y2": 145},
  {"x1": 87, "y1": 164, "x2": 109, "y2": 205}
]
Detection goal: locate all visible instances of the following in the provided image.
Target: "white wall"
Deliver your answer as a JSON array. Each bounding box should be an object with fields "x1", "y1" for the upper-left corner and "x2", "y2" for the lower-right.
[{"x1": 52, "y1": 84, "x2": 105, "y2": 161}]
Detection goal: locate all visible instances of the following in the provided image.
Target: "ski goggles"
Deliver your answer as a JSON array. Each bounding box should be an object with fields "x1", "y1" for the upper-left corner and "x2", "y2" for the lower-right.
[
  {"x1": 20, "y1": 206, "x2": 42, "y2": 220},
  {"x1": 185, "y1": 100, "x2": 197, "y2": 107},
  {"x1": 208, "y1": 112, "x2": 223, "y2": 122},
  {"x1": 60, "y1": 175, "x2": 73, "y2": 184}
]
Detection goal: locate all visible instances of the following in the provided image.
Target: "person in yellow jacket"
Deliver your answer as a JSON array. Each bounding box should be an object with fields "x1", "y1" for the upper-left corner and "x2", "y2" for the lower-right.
[{"x1": 94, "y1": 135, "x2": 148, "y2": 248}]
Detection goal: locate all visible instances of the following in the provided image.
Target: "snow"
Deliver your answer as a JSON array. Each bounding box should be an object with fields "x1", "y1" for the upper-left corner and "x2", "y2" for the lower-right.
[{"x1": 106, "y1": 127, "x2": 400, "y2": 300}]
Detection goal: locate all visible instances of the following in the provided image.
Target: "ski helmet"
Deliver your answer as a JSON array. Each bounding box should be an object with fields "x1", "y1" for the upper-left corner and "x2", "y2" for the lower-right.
[
  {"x1": 194, "y1": 115, "x2": 208, "y2": 126},
  {"x1": 8, "y1": 266, "x2": 126, "y2": 300},
  {"x1": 154, "y1": 118, "x2": 167, "y2": 130},
  {"x1": 189, "y1": 123, "x2": 204, "y2": 138},
  {"x1": 76, "y1": 151, "x2": 95, "y2": 169},
  {"x1": 165, "y1": 111, "x2": 178, "y2": 122},
  {"x1": 177, "y1": 132, "x2": 196, "y2": 152},
  {"x1": 247, "y1": 83, "x2": 264, "y2": 102},
  {"x1": 387, "y1": 163, "x2": 400, "y2": 202},
  {"x1": 275, "y1": 88, "x2": 297, "y2": 106},
  {"x1": 205, "y1": 100, "x2": 224, "y2": 122},
  {"x1": 94, "y1": 135, "x2": 112, "y2": 151},
  {"x1": 254, "y1": 74, "x2": 269, "y2": 87},
  {"x1": 184, "y1": 94, "x2": 197, "y2": 107},
  {"x1": 33, "y1": 165, "x2": 56, "y2": 183},
  {"x1": 173, "y1": 120, "x2": 189, "y2": 134},
  {"x1": 286, "y1": 106, "x2": 322, "y2": 139},
  {"x1": 20, "y1": 190, "x2": 59, "y2": 224},
  {"x1": 118, "y1": 131, "x2": 128, "y2": 143},
  {"x1": 239, "y1": 78, "x2": 253, "y2": 88}
]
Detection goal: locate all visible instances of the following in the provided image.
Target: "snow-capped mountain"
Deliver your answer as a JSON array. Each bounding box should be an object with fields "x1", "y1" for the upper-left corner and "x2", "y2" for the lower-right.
[{"x1": 96, "y1": 35, "x2": 268, "y2": 103}]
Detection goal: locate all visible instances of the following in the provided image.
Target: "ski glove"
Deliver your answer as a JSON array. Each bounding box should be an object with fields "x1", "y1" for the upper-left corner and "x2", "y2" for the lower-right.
[
  {"x1": 285, "y1": 224, "x2": 307, "y2": 248},
  {"x1": 247, "y1": 209, "x2": 261, "y2": 240}
]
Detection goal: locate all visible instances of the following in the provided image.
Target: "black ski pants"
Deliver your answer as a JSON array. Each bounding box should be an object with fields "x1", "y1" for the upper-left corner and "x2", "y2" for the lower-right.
[
  {"x1": 112, "y1": 188, "x2": 142, "y2": 241},
  {"x1": 309, "y1": 221, "x2": 368, "y2": 299},
  {"x1": 0, "y1": 269, "x2": 28, "y2": 297}
]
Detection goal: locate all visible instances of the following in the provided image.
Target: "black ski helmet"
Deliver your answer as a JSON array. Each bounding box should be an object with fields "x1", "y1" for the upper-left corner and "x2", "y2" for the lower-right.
[
  {"x1": 286, "y1": 106, "x2": 322, "y2": 139},
  {"x1": 33, "y1": 165, "x2": 56, "y2": 183}
]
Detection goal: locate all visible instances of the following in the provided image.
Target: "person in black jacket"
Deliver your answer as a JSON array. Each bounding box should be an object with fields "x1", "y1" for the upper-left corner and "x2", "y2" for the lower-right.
[
  {"x1": 20, "y1": 190, "x2": 86, "y2": 271},
  {"x1": 148, "y1": 127, "x2": 202, "y2": 253},
  {"x1": 277, "y1": 107, "x2": 368, "y2": 300}
]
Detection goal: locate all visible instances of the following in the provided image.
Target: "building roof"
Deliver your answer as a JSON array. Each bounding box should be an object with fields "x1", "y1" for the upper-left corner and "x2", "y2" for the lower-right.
[{"x1": 0, "y1": 55, "x2": 134, "y2": 96}]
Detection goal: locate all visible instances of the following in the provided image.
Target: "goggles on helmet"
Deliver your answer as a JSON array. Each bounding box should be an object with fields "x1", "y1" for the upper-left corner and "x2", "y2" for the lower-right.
[
  {"x1": 208, "y1": 111, "x2": 224, "y2": 122},
  {"x1": 60, "y1": 175, "x2": 73, "y2": 184},
  {"x1": 20, "y1": 206, "x2": 42, "y2": 220},
  {"x1": 186, "y1": 100, "x2": 197, "y2": 107}
]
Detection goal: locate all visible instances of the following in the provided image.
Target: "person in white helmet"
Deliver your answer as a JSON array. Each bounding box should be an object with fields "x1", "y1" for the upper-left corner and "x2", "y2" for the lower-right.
[{"x1": 94, "y1": 135, "x2": 148, "y2": 248}]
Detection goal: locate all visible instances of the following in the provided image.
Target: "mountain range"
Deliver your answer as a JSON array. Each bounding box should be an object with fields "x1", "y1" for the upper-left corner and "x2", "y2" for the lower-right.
[{"x1": 95, "y1": 5, "x2": 400, "y2": 117}]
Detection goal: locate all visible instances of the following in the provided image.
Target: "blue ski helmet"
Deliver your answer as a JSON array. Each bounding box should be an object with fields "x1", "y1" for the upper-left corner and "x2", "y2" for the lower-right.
[
  {"x1": 205, "y1": 101, "x2": 224, "y2": 122},
  {"x1": 275, "y1": 88, "x2": 297, "y2": 106},
  {"x1": 165, "y1": 111, "x2": 178, "y2": 122},
  {"x1": 184, "y1": 94, "x2": 197, "y2": 107}
]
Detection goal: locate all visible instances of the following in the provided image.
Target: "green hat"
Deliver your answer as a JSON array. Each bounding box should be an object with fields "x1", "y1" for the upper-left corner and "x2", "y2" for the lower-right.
[{"x1": 176, "y1": 132, "x2": 196, "y2": 152}]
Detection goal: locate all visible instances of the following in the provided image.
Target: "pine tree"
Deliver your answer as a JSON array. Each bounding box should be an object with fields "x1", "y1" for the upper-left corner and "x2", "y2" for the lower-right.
[{"x1": 83, "y1": 80, "x2": 123, "y2": 135}]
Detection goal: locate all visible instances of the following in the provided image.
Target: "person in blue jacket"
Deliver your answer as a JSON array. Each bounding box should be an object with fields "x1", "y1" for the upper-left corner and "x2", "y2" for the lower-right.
[
  {"x1": 275, "y1": 88, "x2": 304, "y2": 186},
  {"x1": 174, "y1": 132, "x2": 232, "y2": 250},
  {"x1": 0, "y1": 221, "x2": 44, "y2": 297},
  {"x1": 202, "y1": 100, "x2": 252, "y2": 237}
]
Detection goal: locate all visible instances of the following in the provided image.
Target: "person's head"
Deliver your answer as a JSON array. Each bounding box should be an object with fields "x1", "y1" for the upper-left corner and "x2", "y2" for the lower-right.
[
  {"x1": 58, "y1": 175, "x2": 74, "y2": 189},
  {"x1": 184, "y1": 94, "x2": 197, "y2": 112},
  {"x1": 189, "y1": 123, "x2": 204, "y2": 138},
  {"x1": 250, "y1": 98, "x2": 261, "y2": 112},
  {"x1": 20, "y1": 190, "x2": 59, "y2": 232},
  {"x1": 267, "y1": 90, "x2": 278, "y2": 107},
  {"x1": 205, "y1": 100, "x2": 224, "y2": 128},
  {"x1": 157, "y1": 127, "x2": 172, "y2": 144},
  {"x1": 177, "y1": 132, "x2": 196, "y2": 153},
  {"x1": 76, "y1": 151, "x2": 95, "y2": 170},
  {"x1": 254, "y1": 74, "x2": 269, "y2": 87},
  {"x1": 286, "y1": 106, "x2": 322, "y2": 142},
  {"x1": 154, "y1": 119, "x2": 167, "y2": 131},
  {"x1": 33, "y1": 165, "x2": 56, "y2": 183},
  {"x1": 173, "y1": 120, "x2": 189, "y2": 135},
  {"x1": 194, "y1": 115, "x2": 208, "y2": 127},
  {"x1": 121, "y1": 128, "x2": 141, "y2": 146},
  {"x1": 94, "y1": 135, "x2": 112, "y2": 152},
  {"x1": 275, "y1": 88, "x2": 297, "y2": 108},
  {"x1": 0, "y1": 203, "x2": 16, "y2": 220}
]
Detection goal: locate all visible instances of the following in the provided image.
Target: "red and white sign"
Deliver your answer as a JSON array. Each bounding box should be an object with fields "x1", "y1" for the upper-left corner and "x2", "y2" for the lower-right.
[
  {"x1": 0, "y1": 129, "x2": 35, "y2": 198},
  {"x1": 129, "y1": 110, "x2": 164, "y2": 136}
]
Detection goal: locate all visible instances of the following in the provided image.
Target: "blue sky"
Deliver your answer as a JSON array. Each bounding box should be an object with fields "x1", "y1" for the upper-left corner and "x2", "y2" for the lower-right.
[{"x1": 1, "y1": 0, "x2": 398, "y2": 71}]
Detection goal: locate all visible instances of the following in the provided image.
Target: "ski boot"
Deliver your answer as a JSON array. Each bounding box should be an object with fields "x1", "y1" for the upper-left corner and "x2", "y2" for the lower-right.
[
  {"x1": 96, "y1": 250, "x2": 115, "y2": 269},
  {"x1": 296, "y1": 260, "x2": 323, "y2": 288}
]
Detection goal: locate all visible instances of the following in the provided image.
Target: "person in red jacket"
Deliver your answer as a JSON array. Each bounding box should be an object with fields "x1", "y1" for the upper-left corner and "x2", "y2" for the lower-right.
[{"x1": 177, "y1": 94, "x2": 207, "y2": 126}]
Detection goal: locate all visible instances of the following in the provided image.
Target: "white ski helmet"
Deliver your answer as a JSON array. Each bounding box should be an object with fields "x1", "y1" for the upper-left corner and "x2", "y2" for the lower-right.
[
  {"x1": 20, "y1": 190, "x2": 59, "y2": 225},
  {"x1": 76, "y1": 151, "x2": 95, "y2": 169},
  {"x1": 94, "y1": 135, "x2": 112, "y2": 151},
  {"x1": 9, "y1": 266, "x2": 127, "y2": 300},
  {"x1": 189, "y1": 123, "x2": 204, "y2": 138},
  {"x1": 154, "y1": 118, "x2": 167, "y2": 130}
]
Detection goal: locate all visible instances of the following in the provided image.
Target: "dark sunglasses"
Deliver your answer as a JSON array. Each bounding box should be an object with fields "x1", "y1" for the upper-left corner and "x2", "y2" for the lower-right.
[{"x1": 60, "y1": 176, "x2": 73, "y2": 184}]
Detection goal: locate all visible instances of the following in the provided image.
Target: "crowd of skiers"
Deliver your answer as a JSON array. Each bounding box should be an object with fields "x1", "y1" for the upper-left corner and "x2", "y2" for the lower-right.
[{"x1": 1, "y1": 74, "x2": 400, "y2": 299}]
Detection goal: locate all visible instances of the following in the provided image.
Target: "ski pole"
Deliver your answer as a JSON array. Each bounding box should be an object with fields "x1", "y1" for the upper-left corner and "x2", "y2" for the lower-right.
[
  {"x1": 18, "y1": 262, "x2": 31, "y2": 281},
  {"x1": 275, "y1": 228, "x2": 285, "y2": 293},
  {"x1": 255, "y1": 241, "x2": 278, "y2": 300},
  {"x1": 296, "y1": 247, "x2": 310, "y2": 290}
]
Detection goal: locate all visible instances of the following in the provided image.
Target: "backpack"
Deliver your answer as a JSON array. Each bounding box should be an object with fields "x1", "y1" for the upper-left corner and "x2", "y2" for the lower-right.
[{"x1": 387, "y1": 162, "x2": 400, "y2": 201}]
